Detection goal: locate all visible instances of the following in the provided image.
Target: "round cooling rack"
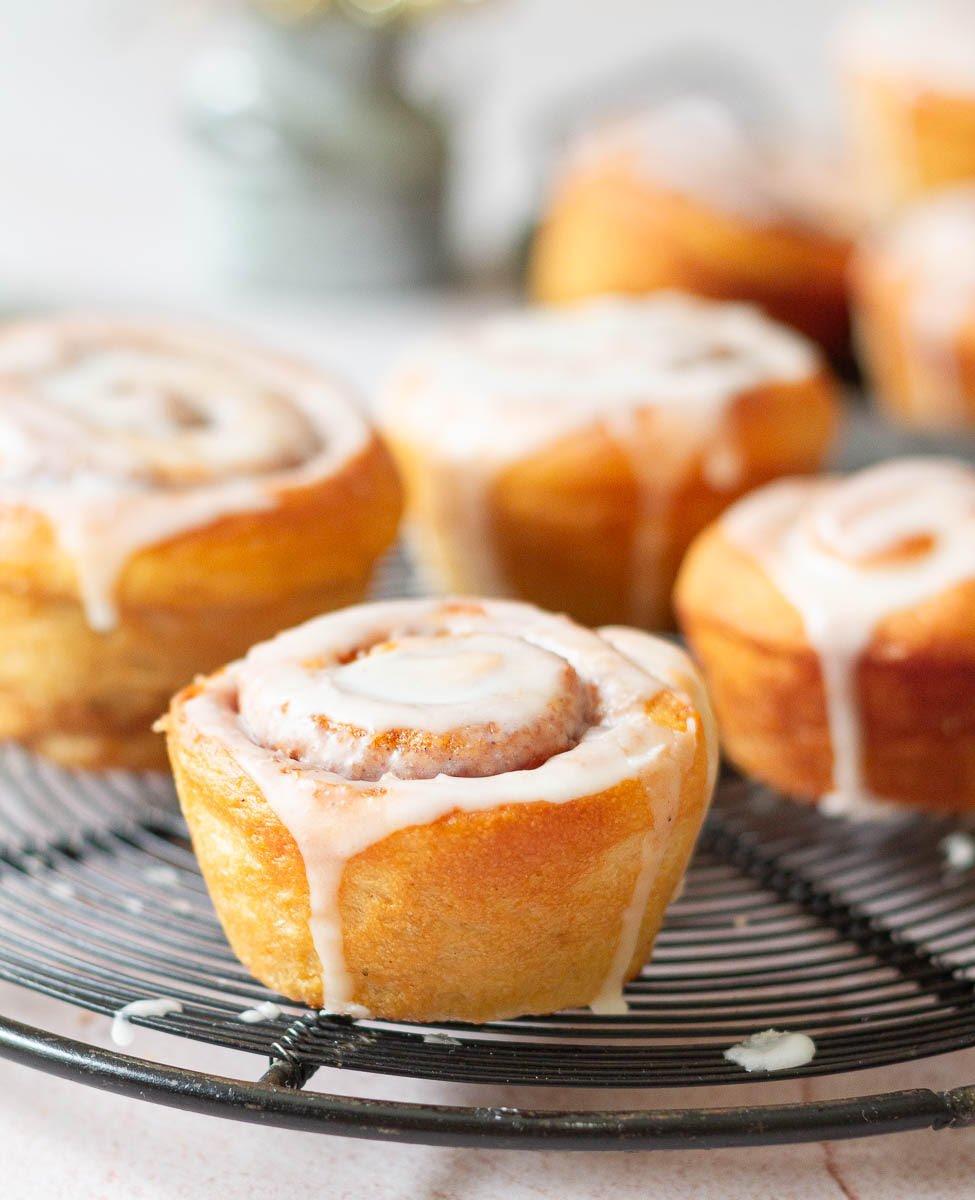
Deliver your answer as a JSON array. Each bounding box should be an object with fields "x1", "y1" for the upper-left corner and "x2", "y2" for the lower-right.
[
  {"x1": 4, "y1": 750, "x2": 975, "y2": 1147},
  {"x1": 4, "y1": 552, "x2": 975, "y2": 1149}
]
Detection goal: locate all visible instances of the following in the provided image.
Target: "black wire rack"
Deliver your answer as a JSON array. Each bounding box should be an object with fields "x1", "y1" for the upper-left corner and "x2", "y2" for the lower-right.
[{"x1": 3, "y1": 549, "x2": 975, "y2": 1150}]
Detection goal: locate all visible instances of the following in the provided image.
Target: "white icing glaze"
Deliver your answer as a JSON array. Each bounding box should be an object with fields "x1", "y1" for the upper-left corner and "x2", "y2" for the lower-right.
[
  {"x1": 180, "y1": 597, "x2": 714, "y2": 1016},
  {"x1": 839, "y1": 1, "x2": 975, "y2": 96},
  {"x1": 0, "y1": 317, "x2": 371, "y2": 631},
  {"x1": 384, "y1": 293, "x2": 820, "y2": 626},
  {"x1": 587, "y1": 631, "x2": 718, "y2": 1013},
  {"x1": 563, "y1": 95, "x2": 857, "y2": 236},
  {"x1": 724, "y1": 1029, "x2": 816, "y2": 1072},
  {"x1": 237, "y1": 1000, "x2": 283, "y2": 1024},
  {"x1": 725, "y1": 458, "x2": 975, "y2": 813},
  {"x1": 870, "y1": 186, "x2": 975, "y2": 426},
  {"x1": 144, "y1": 864, "x2": 180, "y2": 888},
  {"x1": 422, "y1": 1031, "x2": 461, "y2": 1046},
  {"x1": 110, "y1": 997, "x2": 183, "y2": 1046},
  {"x1": 599, "y1": 628, "x2": 719, "y2": 797},
  {"x1": 942, "y1": 831, "x2": 975, "y2": 871},
  {"x1": 238, "y1": 631, "x2": 591, "y2": 780}
]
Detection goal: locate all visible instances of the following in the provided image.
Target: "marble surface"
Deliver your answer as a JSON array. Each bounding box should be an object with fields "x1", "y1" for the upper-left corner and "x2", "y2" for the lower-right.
[{"x1": 3, "y1": 980, "x2": 975, "y2": 1199}]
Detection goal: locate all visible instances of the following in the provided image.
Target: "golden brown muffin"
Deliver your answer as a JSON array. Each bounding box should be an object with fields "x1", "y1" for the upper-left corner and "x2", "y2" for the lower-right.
[
  {"x1": 529, "y1": 97, "x2": 856, "y2": 359},
  {"x1": 838, "y1": 2, "x2": 975, "y2": 217},
  {"x1": 850, "y1": 185, "x2": 975, "y2": 431},
  {"x1": 382, "y1": 293, "x2": 840, "y2": 631},
  {"x1": 0, "y1": 316, "x2": 402, "y2": 769},
  {"x1": 675, "y1": 457, "x2": 975, "y2": 816},
  {"x1": 165, "y1": 596, "x2": 717, "y2": 1021}
]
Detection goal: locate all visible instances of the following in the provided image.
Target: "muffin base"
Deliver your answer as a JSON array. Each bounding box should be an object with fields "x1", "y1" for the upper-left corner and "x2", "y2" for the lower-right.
[{"x1": 167, "y1": 690, "x2": 712, "y2": 1021}]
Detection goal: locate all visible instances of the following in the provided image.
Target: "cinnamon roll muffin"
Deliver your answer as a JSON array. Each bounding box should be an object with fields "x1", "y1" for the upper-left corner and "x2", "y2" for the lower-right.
[
  {"x1": 529, "y1": 97, "x2": 857, "y2": 358},
  {"x1": 165, "y1": 596, "x2": 717, "y2": 1022},
  {"x1": 838, "y1": 2, "x2": 975, "y2": 217},
  {"x1": 0, "y1": 317, "x2": 402, "y2": 769},
  {"x1": 675, "y1": 458, "x2": 975, "y2": 817},
  {"x1": 383, "y1": 293, "x2": 839, "y2": 630},
  {"x1": 851, "y1": 185, "x2": 975, "y2": 431}
]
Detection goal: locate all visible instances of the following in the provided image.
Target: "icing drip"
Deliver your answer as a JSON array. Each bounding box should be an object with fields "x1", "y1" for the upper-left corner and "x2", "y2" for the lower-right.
[
  {"x1": 385, "y1": 293, "x2": 820, "y2": 625},
  {"x1": 110, "y1": 997, "x2": 183, "y2": 1046},
  {"x1": 725, "y1": 458, "x2": 975, "y2": 813},
  {"x1": 0, "y1": 318, "x2": 370, "y2": 631},
  {"x1": 182, "y1": 597, "x2": 711, "y2": 1016},
  {"x1": 942, "y1": 831, "x2": 975, "y2": 871}
]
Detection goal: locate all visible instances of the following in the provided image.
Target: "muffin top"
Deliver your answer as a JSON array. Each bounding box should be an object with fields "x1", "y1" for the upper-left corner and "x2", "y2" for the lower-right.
[
  {"x1": 556, "y1": 95, "x2": 857, "y2": 235},
  {"x1": 385, "y1": 292, "x2": 821, "y2": 466}
]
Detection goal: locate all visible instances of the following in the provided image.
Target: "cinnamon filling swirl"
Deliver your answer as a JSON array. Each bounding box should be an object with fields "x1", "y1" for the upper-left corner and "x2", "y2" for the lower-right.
[{"x1": 240, "y1": 632, "x2": 594, "y2": 781}]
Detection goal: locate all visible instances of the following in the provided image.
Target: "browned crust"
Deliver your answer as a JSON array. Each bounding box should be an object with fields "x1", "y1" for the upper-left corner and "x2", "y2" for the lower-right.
[
  {"x1": 387, "y1": 373, "x2": 839, "y2": 630},
  {"x1": 166, "y1": 688, "x2": 712, "y2": 1021},
  {"x1": 0, "y1": 435, "x2": 403, "y2": 768},
  {"x1": 528, "y1": 167, "x2": 852, "y2": 357},
  {"x1": 0, "y1": 434, "x2": 402, "y2": 605},
  {"x1": 675, "y1": 520, "x2": 975, "y2": 812}
]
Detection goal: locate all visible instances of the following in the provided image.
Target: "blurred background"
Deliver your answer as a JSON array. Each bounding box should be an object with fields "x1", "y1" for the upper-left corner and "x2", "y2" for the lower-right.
[{"x1": 1, "y1": 1, "x2": 854, "y2": 311}]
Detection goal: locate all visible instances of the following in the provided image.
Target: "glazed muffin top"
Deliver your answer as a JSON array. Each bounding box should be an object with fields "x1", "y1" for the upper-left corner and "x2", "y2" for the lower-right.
[
  {"x1": 385, "y1": 292, "x2": 822, "y2": 465},
  {"x1": 554, "y1": 95, "x2": 857, "y2": 237},
  {"x1": 857, "y1": 184, "x2": 975, "y2": 293},
  {"x1": 681, "y1": 456, "x2": 975, "y2": 650},
  {"x1": 0, "y1": 316, "x2": 376, "y2": 629}
]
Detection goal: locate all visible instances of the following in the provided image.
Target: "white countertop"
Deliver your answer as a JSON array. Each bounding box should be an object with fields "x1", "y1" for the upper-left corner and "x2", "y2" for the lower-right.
[{"x1": 4, "y1": 980, "x2": 975, "y2": 1198}]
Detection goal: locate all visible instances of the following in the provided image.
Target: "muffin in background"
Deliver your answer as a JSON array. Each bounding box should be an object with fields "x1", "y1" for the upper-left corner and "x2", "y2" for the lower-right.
[
  {"x1": 837, "y1": 1, "x2": 975, "y2": 218},
  {"x1": 382, "y1": 292, "x2": 840, "y2": 631},
  {"x1": 529, "y1": 96, "x2": 858, "y2": 360},
  {"x1": 0, "y1": 316, "x2": 402, "y2": 769},
  {"x1": 676, "y1": 458, "x2": 975, "y2": 817},
  {"x1": 851, "y1": 184, "x2": 975, "y2": 432}
]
